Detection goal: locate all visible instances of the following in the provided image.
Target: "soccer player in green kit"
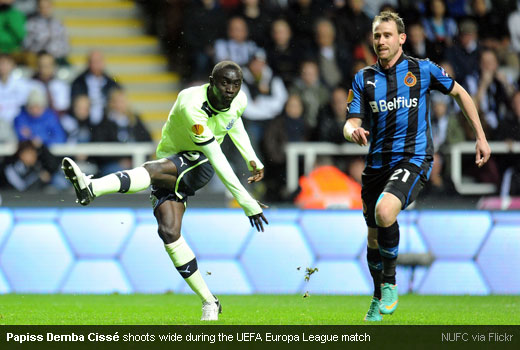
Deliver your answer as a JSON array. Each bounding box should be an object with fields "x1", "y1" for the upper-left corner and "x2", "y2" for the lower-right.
[{"x1": 62, "y1": 61, "x2": 268, "y2": 321}]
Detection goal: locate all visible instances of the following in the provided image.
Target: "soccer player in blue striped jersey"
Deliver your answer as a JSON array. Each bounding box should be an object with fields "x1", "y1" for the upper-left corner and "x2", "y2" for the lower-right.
[{"x1": 343, "y1": 12, "x2": 491, "y2": 321}]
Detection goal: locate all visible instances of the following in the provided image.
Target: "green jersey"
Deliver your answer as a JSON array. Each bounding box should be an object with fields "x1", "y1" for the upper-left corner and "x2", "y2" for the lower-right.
[{"x1": 156, "y1": 84, "x2": 263, "y2": 216}]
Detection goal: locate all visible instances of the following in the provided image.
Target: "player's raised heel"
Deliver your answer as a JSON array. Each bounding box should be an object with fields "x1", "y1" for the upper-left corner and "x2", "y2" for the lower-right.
[
  {"x1": 364, "y1": 297, "x2": 383, "y2": 321},
  {"x1": 62, "y1": 157, "x2": 95, "y2": 206},
  {"x1": 379, "y1": 283, "x2": 398, "y2": 315},
  {"x1": 201, "y1": 296, "x2": 222, "y2": 321}
]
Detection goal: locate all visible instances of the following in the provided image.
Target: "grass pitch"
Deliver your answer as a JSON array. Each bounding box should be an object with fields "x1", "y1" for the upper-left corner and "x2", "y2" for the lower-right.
[{"x1": 0, "y1": 294, "x2": 518, "y2": 325}]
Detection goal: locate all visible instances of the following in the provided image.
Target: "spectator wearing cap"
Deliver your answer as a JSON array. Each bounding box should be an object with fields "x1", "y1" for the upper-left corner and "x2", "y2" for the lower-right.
[
  {"x1": 214, "y1": 16, "x2": 259, "y2": 67},
  {"x1": 445, "y1": 20, "x2": 480, "y2": 89},
  {"x1": 13, "y1": 88, "x2": 67, "y2": 146},
  {"x1": 240, "y1": 49, "x2": 288, "y2": 154}
]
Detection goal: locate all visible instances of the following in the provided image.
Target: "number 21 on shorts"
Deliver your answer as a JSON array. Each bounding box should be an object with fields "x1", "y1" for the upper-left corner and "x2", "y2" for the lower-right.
[{"x1": 390, "y1": 168, "x2": 411, "y2": 183}]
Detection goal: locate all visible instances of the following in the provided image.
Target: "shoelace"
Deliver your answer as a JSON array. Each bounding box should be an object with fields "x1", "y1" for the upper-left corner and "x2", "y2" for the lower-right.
[{"x1": 367, "y1": 300, "x2": 379, "y2": 316}]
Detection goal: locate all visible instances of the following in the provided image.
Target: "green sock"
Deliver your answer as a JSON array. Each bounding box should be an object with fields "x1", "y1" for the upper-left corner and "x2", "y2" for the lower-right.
[
  {"x1": 165, "y1": 236, "x2": 215, "y2": 303},
  {"x1": 91, "y1": 167, "x2": 151, "y2": 196}
]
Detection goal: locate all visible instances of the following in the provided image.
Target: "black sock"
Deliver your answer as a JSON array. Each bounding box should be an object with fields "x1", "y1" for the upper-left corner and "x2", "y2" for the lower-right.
[
  {"x1": 382, "y1": 257, "x2": 397, "y2": 284},
  {"x1": 367, "y1": 247, "x2": 383, "y2": 299},
  {"x1": 377, "y1": 222, "x2": 399, "y2": 286}
]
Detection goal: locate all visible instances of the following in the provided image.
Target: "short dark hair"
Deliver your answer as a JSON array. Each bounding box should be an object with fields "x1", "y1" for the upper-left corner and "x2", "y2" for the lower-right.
[
  {"x1": 373, "y1": 11, "x2": 405, "y2": 34},
  {"x1": 211, "y1": 61, "x2": 242, "y2": 79}
]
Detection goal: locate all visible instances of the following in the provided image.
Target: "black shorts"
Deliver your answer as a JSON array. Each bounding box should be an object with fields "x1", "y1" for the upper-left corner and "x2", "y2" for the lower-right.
[
  {"x1": 361, "y1": 162, "x2": 428, "y2": 228},
  {"x1": 150, "y1": 151, "x2": 214, "y2": 211}
]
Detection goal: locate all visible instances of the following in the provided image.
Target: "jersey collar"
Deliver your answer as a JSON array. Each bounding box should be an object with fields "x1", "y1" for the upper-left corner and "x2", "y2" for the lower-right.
[{"x1": 377, "y1": 52, "x2": 406, "y2": 73}]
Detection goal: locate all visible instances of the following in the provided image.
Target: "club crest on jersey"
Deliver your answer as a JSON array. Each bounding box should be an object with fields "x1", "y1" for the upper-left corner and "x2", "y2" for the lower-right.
[
  {"x1": 192, "y1": 124, "x2": 204, "y2": 135},
  {"x1": 226, "y1": 119, "x2": 236, "y2": 130},
  {"x1": 404, "y1": 72, "x2": 417, "y2": 87}
]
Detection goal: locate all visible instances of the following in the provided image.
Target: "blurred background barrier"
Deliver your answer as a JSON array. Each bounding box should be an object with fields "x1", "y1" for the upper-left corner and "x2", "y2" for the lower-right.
[{"x1": 0, "y1": 208, "x2": 518, "y2": 295}]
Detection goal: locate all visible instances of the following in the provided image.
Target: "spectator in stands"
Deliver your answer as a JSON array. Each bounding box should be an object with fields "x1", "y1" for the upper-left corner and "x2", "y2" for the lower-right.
[
  {"x1": 14, "y1": 88, "x2": 66, "y2": 146},
  {"x1": 232, "y1": 0, "x2": 272, "y2": 47},
  {"x1": 214, "y1": 16, "x2": 259, "y2": 67},
  {"x1": 431, "y1": 92, "x2": 465, "y2": 153},
  {"x1": 0, "y1": 0, "x2": 26, "y2": 56},
  {"x1": 23, "y1": 0, "x2": 69, "y2": 66},
  {"x1": 316, "y1": 86, "x2": 350, "y2": 143},
  {"x1": 0, "y1": 140, "x2": 52, "y2": 191},
  {"x1": 70, "y1": 50, "x2": 121, "y2": 125},
  {"x1": 30, "y1": 51, "x2": 70, "y2": 115},
  {"x1": 0, "y1": 53, "x2": 30, "y2": 124},
  {"x1": 334, "y1": 0, "x2": 372, "y2": 47},
  {"x1": 421, "y1": 0, "x2": 457, "y2": 51},
  {"x1": 263, "y1": 94, "x2": 308, "y2": 202},
  {"x1": 469, "y1": 0, "x2": 508, "y2": 51},
  {"x1": 0, "y1": 117, "x2": 16, "y2": 143},
  {"x1": 286, "y1": 0, "x2": 321, "y2": 53},
  {"x1": 91, "y1": 88, "x2": 151, "y2": 175},
  {"x1": 313, "y1": 17, "x2": 352, "y2": 90},
  {"x1": 403, "y1": 21, "x2": 443, "y2": 62},
  {"x1": 352, "y1": 31, "x2": 377, "y2": 67},
  {"x1": 497, "y1": 90, "x2": 520, "y2": 196},
  {"x1": 240, "y1": 49, "x2": 288, "y2": 153},
  {"x1": 445, "y1": 20, "x2": 480, "y2": 89},
  {"x1": 60, "y1": 94, "x2": 94, "y2": 144},
  {"x1": 183, "y1": 0, "x2": 227, "y2": 80},
  {"x1": 14, "y1": 0, "x2": 37, "y2": 16},
  {"x1": 289, "y1": 60, "x2": 330, "y2": 132},
  {"x1": 266, "y1": 18, "x2": 302, "y2": 87},
  {"x1": 92, "y1": 88, "x2": 151, "y2": 144},
  {"x1": 467, "y1": 48, "x2": 513, "y2": 136},
  {"x1": 508, "y1": 2, "x2": 520, "y2": 54}
]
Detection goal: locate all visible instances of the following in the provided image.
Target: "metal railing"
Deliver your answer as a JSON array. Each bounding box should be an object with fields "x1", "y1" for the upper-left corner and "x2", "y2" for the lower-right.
[
  {"x1": 0, "y1": 142, "x2": 157, "y2": 168},
  {"x1": 1, "y1": 141, "x2": 518, "y2": 195},
  {"x1": 285, "y1": 141, "x2": 520, "y2": 195}
]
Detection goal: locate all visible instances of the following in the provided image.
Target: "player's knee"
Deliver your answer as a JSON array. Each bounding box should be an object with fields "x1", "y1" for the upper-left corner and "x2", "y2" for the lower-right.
[
  {"x1": 143, "y1": 161, "x2": 160, "y2": 180},
  {"x1": 157, "y1": 224, "x2": 181, "y2": 244},
  {"x1": 374, "y1": 205, "x2": 397, "y2": 227}
]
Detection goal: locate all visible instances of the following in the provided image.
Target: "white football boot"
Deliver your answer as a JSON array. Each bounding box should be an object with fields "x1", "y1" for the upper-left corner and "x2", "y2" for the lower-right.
[
  {"x1": 62, "y1": 157, "x2": 95, "y2": 206},
  {"x1": 201, "y1": 297, "x2": 222, "y2": 321}
]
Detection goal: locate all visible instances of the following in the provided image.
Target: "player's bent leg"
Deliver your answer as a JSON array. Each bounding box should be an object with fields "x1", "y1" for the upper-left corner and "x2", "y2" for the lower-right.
[
  {"x1": 374, "y1": 193, "x2": 401, "y2": 315},
  {"x1": 155, "y1": 200, "x2": 220, "y2": 321}
]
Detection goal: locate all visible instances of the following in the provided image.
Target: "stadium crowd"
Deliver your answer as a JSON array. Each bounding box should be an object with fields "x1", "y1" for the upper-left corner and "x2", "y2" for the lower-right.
[{"x1": 1, "y1": 0, "x2": 520, "y2": 202}]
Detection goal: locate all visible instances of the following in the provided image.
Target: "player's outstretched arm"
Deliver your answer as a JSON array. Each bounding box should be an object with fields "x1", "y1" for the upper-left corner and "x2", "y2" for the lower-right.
[
  {"x1": 344, "y1": 117, "x2": 370, "y2": 146},
  {"x1": 449, "y1": 82, "x2": 491, "y2": 168},
  {"x1": 198, "y1": 139, "x2": 268, "y2": 231},
  {"x1": 227, "y1": 117, "x2": 265, "y2": 183}
]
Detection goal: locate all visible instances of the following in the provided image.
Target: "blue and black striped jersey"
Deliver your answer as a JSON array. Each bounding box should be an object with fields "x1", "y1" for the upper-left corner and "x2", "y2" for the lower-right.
[{"x1": 347, "y1": 53, "x2": 454, "y2": 176}]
